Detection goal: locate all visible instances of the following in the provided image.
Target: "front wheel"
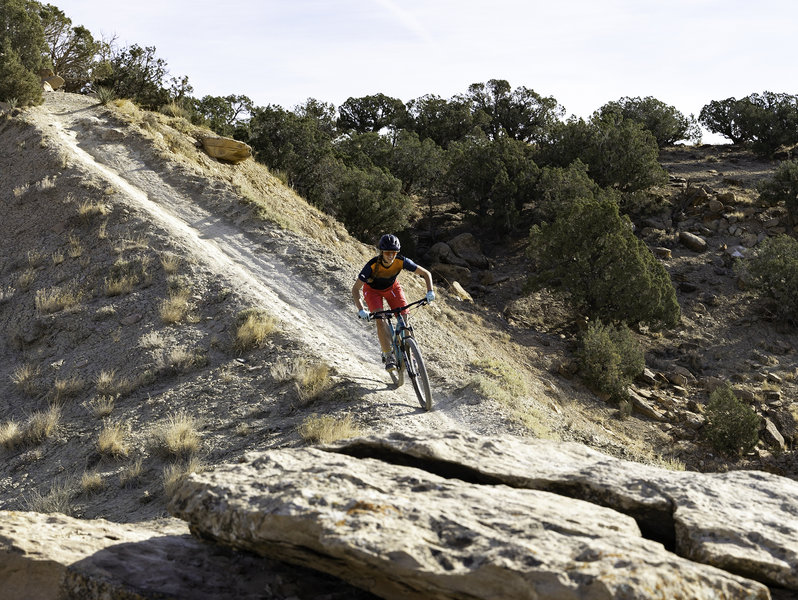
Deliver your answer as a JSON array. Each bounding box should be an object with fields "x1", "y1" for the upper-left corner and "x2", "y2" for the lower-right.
[{"x1": 404, "y1": 338, "x2": 431, "y2": 411}]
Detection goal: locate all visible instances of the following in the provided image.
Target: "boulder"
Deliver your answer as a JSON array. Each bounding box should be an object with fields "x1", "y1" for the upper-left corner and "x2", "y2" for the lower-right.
[
  {"x1": 679, "y1": 230, "x2": 708, "y2": 252},
  {"x1": 429, "y1": 262, "x2": 471, "y2": 284},
  {"x1": 326, "y1": 430, "x2": 798, "y2": 592},
  {"x1": 0, "y1": 511, "x2": 371, "y2": 600},
  {"x1": 447, "y1": 233, "x2": 490, "y2": 268},
  {"x1": 426, "y1": 241, "x2": 468, "y2": 267},
  {"x1": 170, "y1": 444, "x2": 769, "y2": 600},
  {"x1": 449, "y1": 281, "x2": 473, "y2": 302},
  {"x1": 200, "y1": 136, "x2": 252, "y2": 163}
]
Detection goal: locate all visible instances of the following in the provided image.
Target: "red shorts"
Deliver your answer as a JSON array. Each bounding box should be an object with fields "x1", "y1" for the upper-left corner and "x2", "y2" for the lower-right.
[{"x1": 363, "y1": 281, "x2": 408, "y2": 315}]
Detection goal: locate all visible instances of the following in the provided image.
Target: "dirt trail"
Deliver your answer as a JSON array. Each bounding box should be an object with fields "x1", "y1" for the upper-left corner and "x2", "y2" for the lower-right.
[{"x1": 33, "y1": 93, "x2": 475, "y2": 437}]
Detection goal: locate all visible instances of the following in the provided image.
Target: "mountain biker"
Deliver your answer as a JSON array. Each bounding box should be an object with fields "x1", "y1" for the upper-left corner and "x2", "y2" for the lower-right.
[{"x1": 352, "y1": 234, "x2": 435, "y2": 371}]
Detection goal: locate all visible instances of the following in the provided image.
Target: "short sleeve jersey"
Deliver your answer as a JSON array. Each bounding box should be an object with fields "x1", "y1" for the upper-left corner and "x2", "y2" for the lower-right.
[{"x1": 358, "y1": 255, "x2": 418, "y2": 290}]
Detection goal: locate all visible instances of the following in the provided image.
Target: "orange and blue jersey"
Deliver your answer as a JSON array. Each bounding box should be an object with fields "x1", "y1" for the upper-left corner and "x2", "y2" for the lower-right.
[{"x1": 358, "y1": 255, "x2": 418, "y2": 290}]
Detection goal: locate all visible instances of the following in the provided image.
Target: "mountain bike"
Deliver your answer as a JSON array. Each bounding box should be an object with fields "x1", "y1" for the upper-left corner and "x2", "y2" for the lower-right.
[{"x1": 369, "y1": 298, "x2": 432, "y2": 411}]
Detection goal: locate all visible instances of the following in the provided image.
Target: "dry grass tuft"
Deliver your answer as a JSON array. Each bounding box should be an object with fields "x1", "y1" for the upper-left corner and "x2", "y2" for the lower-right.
[
  {"x1": 139, "y1": 330, "x2": 166, "y2": 349},
  {"x1": 0, "y1": 420, "x2": 24, "y2": 449},
  {"x1": 160, "y1": 253, "x2": 181, "y2": 274},
  {"x1": 159, "y1": 288, "x2": 191, "y2": 324},
  {"x1": 68, "y1": 235, "x2": 83, "y2": 258},
  {"x1": 94, "y1": 369, "x2": 133, "y2": 397},
  {"x1": 35, "y1": 286, "x2": 83, "y2": 314},
  {"x1": 97, "y1": 420, "x2": 129, "y2": 458},
  {"x1": 17, "y1": 268, "x2": 35, "y2": 291},
  {"x1": 78, "y1": 200, "x2": 109, "y2": 220},
  {"x1": 298, "y1": 414, "x2": 363, "y2": 444},
  {"x1": 80, "y1": 471, "x2": 105, "y2": 494},
  {"x1": 153, "y1": 410, "x2": 201, "y2": 457},
  {"x1": 25, "y1": 405, "x2": 61, "y2": 444},
  {"x1": 11, "y1": 363, "x2": 39, "y2": 396},
  {"x1": 295, "y1": 362, "x2": 331, "y2": 405},
  {"x1": 104, "y1": 274, "x2": 138, "y2": 296},
  {"x1": 52, "y1": 375, "x2": 86, "y2": 403},
  {"x1": 163, "y1": 456, "x2": 204, "y2": 497},
  {"x1": 119, "y1": 458, "x2": 144, "y2": 488},
  {"x1": 235, "y1": 308, "x2": 276, "y2": 352},
  {"x1": 24, "y1": 479, "x2": 76, "y2": 515},
  {"x1": 87, "y1": 395, "x2": 115, "y2": 418}
]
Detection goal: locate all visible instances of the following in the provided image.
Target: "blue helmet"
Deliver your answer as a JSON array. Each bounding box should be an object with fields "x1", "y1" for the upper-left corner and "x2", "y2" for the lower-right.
[{"x1": 377, "y1": 234, "x2": 401, "y2": 252}]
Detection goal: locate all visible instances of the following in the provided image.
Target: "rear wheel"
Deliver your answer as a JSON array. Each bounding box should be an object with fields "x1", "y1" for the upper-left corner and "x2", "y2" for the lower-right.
[{"x1": 404, "y1": 338, "x2": 431, "y2": 410}]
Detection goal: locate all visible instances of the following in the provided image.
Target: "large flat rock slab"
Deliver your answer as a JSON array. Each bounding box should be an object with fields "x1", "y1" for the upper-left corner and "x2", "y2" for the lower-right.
[
  {"x1": 0, "y1": 510, "x2": 375, "y2": 599},
  {"x1": 328, "y1": 430, "x2": 798, "y2": 590},
  {"x1": 169, "y1": 447, "x2": 769, "y2": 600}
]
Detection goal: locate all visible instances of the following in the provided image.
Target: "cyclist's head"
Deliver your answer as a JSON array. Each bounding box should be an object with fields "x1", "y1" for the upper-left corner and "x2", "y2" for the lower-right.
[{"x1": 377, "y1": 234, "x2": 401, "y2": 252}]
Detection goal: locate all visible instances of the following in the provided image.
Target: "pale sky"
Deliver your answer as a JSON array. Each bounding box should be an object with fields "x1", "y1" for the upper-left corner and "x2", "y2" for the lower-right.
[{"x1": 52, "y1": 0, "x2": 797, "y2": 142}]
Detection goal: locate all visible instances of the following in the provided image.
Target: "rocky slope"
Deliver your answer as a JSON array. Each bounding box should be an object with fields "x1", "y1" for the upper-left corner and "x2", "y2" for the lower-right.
[{"x1": 1, "y1": 90, "x2": 797, "y2": 599}]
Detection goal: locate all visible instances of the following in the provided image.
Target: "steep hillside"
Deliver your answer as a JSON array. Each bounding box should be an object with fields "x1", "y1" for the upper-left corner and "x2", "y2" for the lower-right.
[
  {"x1": 1, "y1": 91, "x2": 795, "y2": 530},
  {"x1": 0, "y1": 92, "x2": 646, "y2": 523}
]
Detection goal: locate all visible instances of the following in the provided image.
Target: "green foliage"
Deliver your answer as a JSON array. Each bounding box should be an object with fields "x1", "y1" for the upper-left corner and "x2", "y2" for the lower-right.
[
  {"x1": 443, "y1": 130, "x2": 540, "y2": 232},
  {"x1": 0, "y1": 0, "x2": 47, "y2": 106},
  {"x1": 703, "y1": 385, "x2": 760, "y2": 456},
  {"x1": 527, "y1": 194, "x2": 680, "y2": 329},
  {"x1": 576, "y1": 320, "x2": 644, "y2": 402},
  {"x1": 191, "y1": 94, "x2": 253, "y2": 137},
  {"x1": 699, "y1": 92, "x2": 798, "y2": 154},
  {"x1": 248, "y1": 104, "x2": 340, "y2": 210},
  {"x1": 406, "y1": 93, "x2": 477, "y2": 147},
  {"x1": 758, "y1": 160, "x2": 798, "y2": 227},
  {"x1": 337, "y1": 93, "x2": 408, "y2": 133},
  {"x1": 389, "y1": 130, "x2": 445, "y2": 195},
  {"x1": 334, "y1": 165, "x2": 411, "y2": 242},
  {"x1": 462, "y1": 79, "x2": 563, "y2": 143},
  {"x1": 95, "y1": 44, "x2": 188, "y2": 110},
  {"x1": 597, "y1": 96, "x2": 700, "y2": 146},
  {"x1": 540, "y1": 113, "x2": 667, "y2": 191},
  {"x1": 38, "y1": 4, "x2": 104, "y2": 92},
  {"x1": 0, "y1": 39, "x2": 42, "y2": 105},
  {"x1": 532, "y1": 160, "x2": 599, "y2": 222},
  {"x1": 738, "y1": 234, "x2": 798, "y2": 323}
]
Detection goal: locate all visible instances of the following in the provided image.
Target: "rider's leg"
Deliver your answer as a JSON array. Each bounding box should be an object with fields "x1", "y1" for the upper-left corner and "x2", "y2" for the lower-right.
[{"x1": 363, "y1": 286, "x2": 393, "y2": 353}]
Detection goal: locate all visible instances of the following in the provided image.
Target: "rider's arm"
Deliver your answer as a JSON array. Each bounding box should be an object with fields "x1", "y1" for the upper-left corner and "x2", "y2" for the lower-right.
[
  {"x1": 352, "y1": 279, "x2": 366, "y2": 311},
  {"x1": 414, "y1": 265, "x2": 434, "y2": 294}
]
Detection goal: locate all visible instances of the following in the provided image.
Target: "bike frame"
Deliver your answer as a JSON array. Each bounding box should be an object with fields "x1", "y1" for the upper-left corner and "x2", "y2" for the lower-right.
[{"x1": 369, "y1": 298, "x2": 428, "y2": 370}]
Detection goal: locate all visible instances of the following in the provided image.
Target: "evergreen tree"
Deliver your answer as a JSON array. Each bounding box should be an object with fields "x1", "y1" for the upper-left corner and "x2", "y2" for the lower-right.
[
  {"x1": 527, "y1": 194, "x2": 680, "y2": 329},
  {"x1": 0, "y1": 0, "x2": 47, "y2": 105}
]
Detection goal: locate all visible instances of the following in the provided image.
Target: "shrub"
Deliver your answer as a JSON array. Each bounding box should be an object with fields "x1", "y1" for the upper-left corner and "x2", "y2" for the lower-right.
[
  {"x1": 703, "y1": 385, "x2": 760, "y2": 456},
  {"x1": 737, "y1": 235, "x2": 798, "y2": 323},
  {"x1": 527, "y1": 194, "x2": 680, "y2": 329},
  {"x1": 162, "y1": 456, "x2": 204, "y2": 497},
  {"x1": 576, "y1": 320, "x2": 644, "y2": 402},
  {"x1": 758, "y1": 160, "x2": 798, "y2": 228},
  {"x1": 159, "y1": 288, "x2": 191, "y2": 324}
]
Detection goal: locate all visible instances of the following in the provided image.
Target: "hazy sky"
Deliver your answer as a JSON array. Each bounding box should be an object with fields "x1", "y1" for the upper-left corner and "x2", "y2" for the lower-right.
[{"x1": 52, "y1": 0, "x2": 796, "y2": 141}]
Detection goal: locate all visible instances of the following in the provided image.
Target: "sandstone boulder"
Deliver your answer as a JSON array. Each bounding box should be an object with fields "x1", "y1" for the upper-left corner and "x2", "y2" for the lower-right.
[
  {"x1": 0, "y1": 511, "x2": 371, "y2": 600},
  {"x1": 447, "y1": 232, "x2": 490, "y2": 268},
  {"x1": 328, "y1": 430, "x2": 798, "y2": 591},
  {"x1": 200, "y1": 136, "x2": 252, "y2": 163},
  {"x1": 680, "y1": 230, "x2": 708, "y2": 252},
  {"x1": 170, "y1": 444, "x2": 771, "y2": 599},
  {"x1": 426, "y1": 241, "x2": 468, "y2": 267}
]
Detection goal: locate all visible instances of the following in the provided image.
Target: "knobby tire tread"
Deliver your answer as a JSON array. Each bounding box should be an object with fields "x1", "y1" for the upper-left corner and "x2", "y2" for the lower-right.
[{"x1": 405, "y1": 338, "x2": 431, "y2": 410}]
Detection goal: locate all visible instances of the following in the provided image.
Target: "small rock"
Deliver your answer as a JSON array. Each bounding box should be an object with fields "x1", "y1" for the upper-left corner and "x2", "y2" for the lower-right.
[{"x1": 679, "y1": 231, "x2": 708, "y2": 252}]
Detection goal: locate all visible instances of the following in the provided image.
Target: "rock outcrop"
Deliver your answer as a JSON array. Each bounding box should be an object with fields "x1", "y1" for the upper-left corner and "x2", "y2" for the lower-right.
[
  {"x1": 0, "y1": 511, "x2": 374, "y2": 600},
  {"x1": 200, "y1": 136, "x2": 252, "y2": 163},
  {"x1": 169, "y1": 437, "x2": 777, "y2": 599},
  {"x1": 329, "y1": 430, "x2": 798, "y2": 591}
]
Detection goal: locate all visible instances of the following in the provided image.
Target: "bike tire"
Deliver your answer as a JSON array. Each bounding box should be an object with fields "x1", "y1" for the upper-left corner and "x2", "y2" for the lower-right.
[{"x1": 404, "y1": 338, "x2": 431, "y2": 410}]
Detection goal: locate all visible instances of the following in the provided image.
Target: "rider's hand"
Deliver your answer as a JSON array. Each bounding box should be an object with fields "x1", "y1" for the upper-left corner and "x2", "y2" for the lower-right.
[
  {"x1": 357, "y1": 309, "x2": 369, "y2": 320},
  {"x1": 426, "y1": 290, "x2": 435, "y2": 303}
]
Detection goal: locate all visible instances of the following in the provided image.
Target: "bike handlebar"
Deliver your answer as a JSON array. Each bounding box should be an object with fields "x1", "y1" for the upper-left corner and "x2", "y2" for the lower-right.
[{"x1": 368, "y1": 298, "x2": 428, "y2": 320}]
